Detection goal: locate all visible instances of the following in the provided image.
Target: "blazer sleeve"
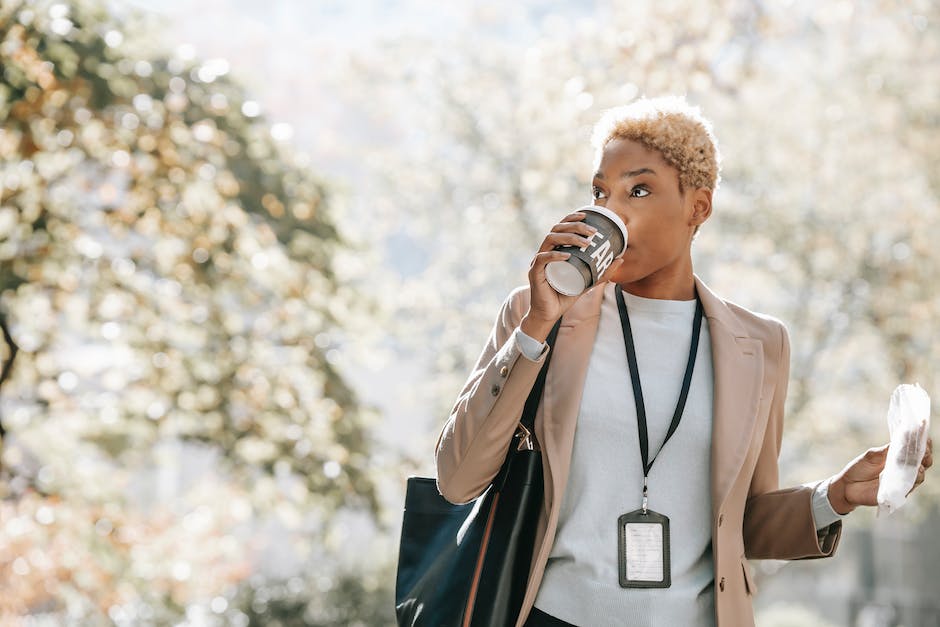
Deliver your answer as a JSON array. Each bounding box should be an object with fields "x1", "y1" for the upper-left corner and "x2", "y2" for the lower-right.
[
  {"x1": 434, "y1": 286, "x2": 551, "y2": 505},
  {"x1": 742, "y1": 321, "x2": 844, "y2": 560}
]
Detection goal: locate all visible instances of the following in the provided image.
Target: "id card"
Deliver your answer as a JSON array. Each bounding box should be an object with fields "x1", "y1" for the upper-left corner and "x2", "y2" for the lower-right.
[{"x1": 618, "y1": 509, "x2": 671, "y2": 588}]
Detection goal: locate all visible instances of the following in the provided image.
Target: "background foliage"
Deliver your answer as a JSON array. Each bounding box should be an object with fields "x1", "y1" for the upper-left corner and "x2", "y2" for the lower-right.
[{"x1": 1, "y1": 0, "x2": 385, "y2": 623}]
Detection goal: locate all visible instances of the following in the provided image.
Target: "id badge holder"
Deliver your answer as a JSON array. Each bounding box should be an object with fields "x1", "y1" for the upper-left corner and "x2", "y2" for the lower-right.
[{"x1": 618, "y1": 508, "x2": 671, "y2": 588}]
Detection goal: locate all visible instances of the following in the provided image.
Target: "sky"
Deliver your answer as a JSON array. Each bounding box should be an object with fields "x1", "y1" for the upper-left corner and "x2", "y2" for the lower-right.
[{"x1": 109, "y1": 0, "x2": 600, "y2": 176}]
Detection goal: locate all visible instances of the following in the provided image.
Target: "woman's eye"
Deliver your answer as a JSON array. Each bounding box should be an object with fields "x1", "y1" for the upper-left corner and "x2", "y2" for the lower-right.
[
  {"x1": 592, "y1": 187, "x2": 608, "y2": 200},
  {"x1": 630, "y1": 186, "x2": 650, "y2": 198}
]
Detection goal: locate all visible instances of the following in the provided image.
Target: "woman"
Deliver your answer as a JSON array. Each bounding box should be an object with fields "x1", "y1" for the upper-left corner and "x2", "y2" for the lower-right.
[{"x1": 434, "y1": 96, "x2": 933, "y2": 627}]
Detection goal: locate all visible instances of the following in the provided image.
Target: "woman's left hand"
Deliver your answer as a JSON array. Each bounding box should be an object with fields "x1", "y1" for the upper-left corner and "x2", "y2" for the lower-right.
[{"x1": 827, "y1": 437, "x2": 933, "y2": 515}]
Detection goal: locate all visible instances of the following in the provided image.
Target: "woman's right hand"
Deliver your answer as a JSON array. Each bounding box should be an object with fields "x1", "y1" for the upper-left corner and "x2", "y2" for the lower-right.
[{"x1": 520, "y1": 210, "x2": 601, "y2": 342}]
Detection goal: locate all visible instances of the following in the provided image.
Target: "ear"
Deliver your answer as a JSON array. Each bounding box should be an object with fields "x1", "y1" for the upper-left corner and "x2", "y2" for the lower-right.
[{"x1": 688, "y1": 187, "x2": 713, "y2": 227}]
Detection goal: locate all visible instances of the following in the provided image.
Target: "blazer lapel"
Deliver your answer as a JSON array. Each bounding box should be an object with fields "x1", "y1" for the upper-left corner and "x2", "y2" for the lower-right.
[{"x1": 694, "y1": 276, "x2": 764, "y2": 521}]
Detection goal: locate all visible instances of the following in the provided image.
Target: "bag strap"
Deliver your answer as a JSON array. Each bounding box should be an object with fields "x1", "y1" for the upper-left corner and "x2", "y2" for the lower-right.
[
  {"x1": 492, "y1": 317, "x2": 562, "y2": 491},
  {"x1": 520, "y1": 318, "x2": 562, "y2": 433}
]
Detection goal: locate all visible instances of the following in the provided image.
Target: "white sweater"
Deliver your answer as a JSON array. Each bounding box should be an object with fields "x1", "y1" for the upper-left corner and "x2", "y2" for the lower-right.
[{"x1": 513, "y1": 281, "x2": 844, "y2": 626}]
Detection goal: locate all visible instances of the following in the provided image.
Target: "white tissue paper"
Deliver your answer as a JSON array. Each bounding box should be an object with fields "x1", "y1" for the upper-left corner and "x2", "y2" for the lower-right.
[{"x1": 876, "y1": 383, "x2": 931, "y2": 516}]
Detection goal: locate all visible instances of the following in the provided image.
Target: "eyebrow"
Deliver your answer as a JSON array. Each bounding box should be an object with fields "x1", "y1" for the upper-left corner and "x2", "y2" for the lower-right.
[{"x1": 593, "y1": 167, "x2": 658, "y2": 180}]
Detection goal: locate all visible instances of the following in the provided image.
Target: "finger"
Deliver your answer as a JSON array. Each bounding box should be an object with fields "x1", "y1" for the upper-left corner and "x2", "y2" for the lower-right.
[
  {"x1": 538, "y1": 232, "x2": 596, "y2": 253},
  {"x1": 848, "y1": 446, "x2": 889, "y2": 479},
  {"x1": 560, "y1": 211, "x2": 589, "y2": 222},
  {"x1": 550, "y1": 221, "x2": 599, "y2": 238},
  {"x1": 530, "y1": 250, "x2": 572, "y2": 272},
  {"x1": 906, "y1": 466, "x2": 927, "y2": 497},
  {"x1": 913, "y1": 422, "x2": 927, "y2": 453},
  {"x1": 863, "y1": 445, "x2": 890, "y2": 464}
]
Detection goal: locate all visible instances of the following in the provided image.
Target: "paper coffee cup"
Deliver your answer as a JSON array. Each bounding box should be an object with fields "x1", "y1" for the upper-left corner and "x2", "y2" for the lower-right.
[{"x1": 545, "y1": 205, "x2": 628, "y2": 296}]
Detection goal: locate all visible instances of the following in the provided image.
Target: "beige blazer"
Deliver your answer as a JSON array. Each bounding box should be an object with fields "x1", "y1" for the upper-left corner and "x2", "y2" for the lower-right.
[{"x1": 436, "y1": 274, "x2": 843, "y2": 627}]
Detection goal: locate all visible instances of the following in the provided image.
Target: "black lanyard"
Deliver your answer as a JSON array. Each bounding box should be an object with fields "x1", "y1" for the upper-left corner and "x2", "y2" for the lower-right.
[{"x1": 615, "y1": 285, "x2": 704, "y2": 512}]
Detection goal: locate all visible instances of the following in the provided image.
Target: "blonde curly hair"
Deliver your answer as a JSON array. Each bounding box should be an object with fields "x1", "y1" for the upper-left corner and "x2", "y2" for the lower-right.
[{"x1": 591, "y1": 95, "x2": 721, "y2": 196}]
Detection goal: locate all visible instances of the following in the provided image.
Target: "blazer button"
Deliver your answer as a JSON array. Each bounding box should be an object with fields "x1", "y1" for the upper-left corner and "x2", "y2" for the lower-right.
[
  {"x1": 491, "y1": 384, "x2": 500, "y2": 396},
  {"x1": 499, "y1": 365, "x2": 509, "y2": 377},
  {"x1": 718, "y1": 513, "x2": 724, "y2": 527},
  {"x1": 719, "y1": 577, "x2": 725, "y2": 592}
]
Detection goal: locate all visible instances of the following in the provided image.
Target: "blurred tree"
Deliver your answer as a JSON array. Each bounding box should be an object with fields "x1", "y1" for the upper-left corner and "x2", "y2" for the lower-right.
[{"x1": 0, "y1": 0, "x2": 385, "y2": 623}]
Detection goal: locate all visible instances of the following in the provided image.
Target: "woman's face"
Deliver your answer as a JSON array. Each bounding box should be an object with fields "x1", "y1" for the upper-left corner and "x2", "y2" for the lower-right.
[{"x1": 590, "y1": 137, "x2": 708, "y2": 288}]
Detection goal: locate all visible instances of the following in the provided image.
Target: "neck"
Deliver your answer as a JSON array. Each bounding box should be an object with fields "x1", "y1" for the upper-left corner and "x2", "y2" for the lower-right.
[{"x1": 618, "y1": 261, "x2": 696, "y2": 301}]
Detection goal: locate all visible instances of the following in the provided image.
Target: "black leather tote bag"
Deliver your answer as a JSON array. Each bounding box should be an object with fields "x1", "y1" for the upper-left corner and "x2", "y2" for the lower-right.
[{"x1": 395, "y1": 319, "x2": 562, "y2": 627}]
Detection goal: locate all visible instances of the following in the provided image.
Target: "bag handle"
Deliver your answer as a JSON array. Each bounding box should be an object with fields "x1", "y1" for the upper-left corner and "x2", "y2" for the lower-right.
[
  {"x1": 520, "y1": 318, "x2": 563, "y2": 435},
  {"x1": 493, "y1": 317, "x2": 563, "y2": 489}
]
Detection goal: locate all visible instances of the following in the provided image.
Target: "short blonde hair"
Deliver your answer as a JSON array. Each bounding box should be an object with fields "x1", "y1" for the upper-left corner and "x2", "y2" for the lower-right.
[{"x1": 591, "y1": 95, "x2": 721, "y2": 195}]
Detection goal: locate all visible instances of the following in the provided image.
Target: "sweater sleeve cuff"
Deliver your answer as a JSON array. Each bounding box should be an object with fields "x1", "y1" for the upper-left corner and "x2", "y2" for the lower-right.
[
  {"x1": 514, "y1": 327, "x2": 548, "y2": 361},
  {"x1": 810, "y1": 477, "x2": 849, "y2": 530}
]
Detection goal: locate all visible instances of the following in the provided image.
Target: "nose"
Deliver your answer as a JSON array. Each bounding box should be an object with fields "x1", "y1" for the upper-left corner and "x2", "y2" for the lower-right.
[{"x1": 599, "y1": 203, "x2": 629, "y2": 226}]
